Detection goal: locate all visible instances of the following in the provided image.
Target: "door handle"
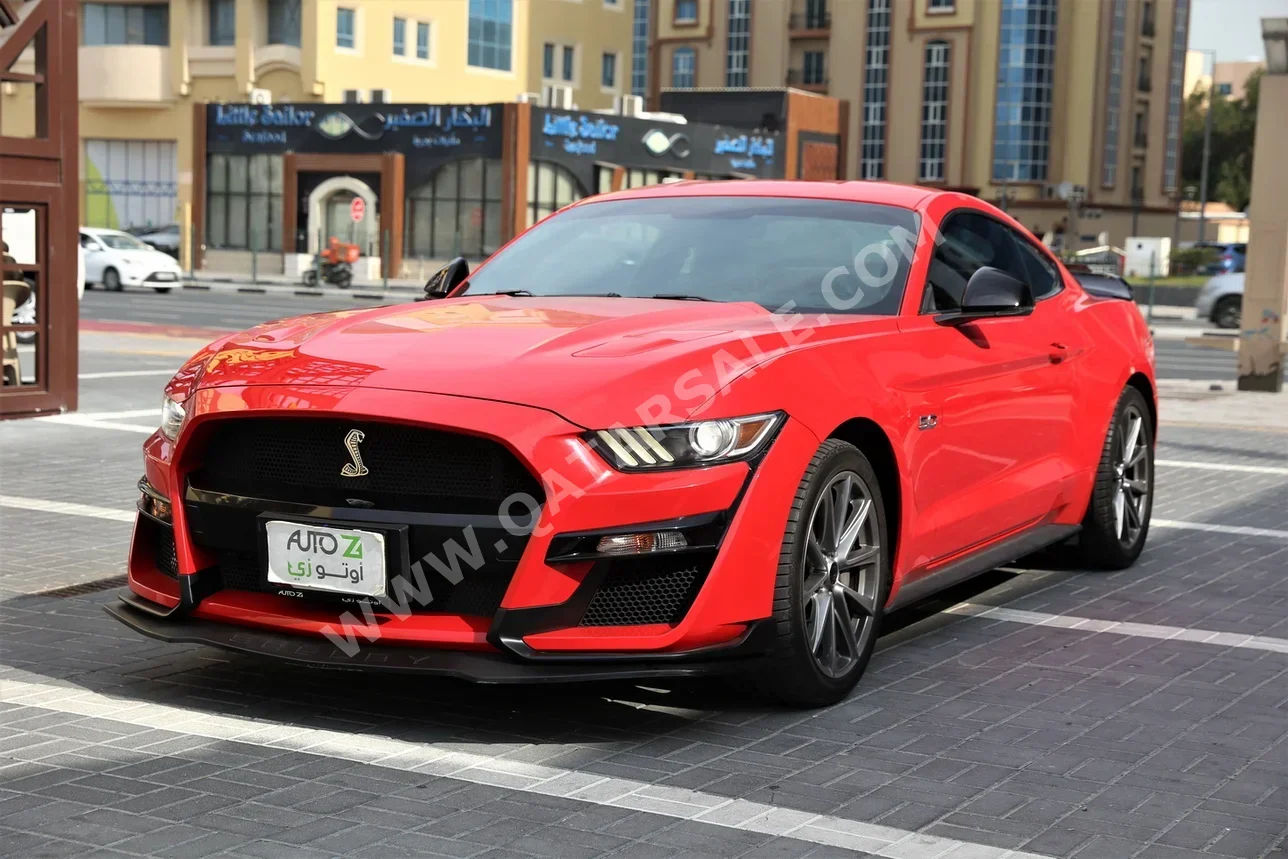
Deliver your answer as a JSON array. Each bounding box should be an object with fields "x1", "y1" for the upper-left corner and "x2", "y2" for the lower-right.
[{"x1": 1048, "y1": 342, "x2": 1068, "y2": 364}]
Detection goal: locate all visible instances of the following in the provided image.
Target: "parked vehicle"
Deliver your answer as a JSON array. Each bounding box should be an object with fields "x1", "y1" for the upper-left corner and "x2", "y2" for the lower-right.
[
  {"x1": 80, "y1": 227, "x2": 183, "y2": 293},
  {"x1": 108, "y1": 182, "x2": 1157, "y2": 707},
  {"x1": 1196, "y1": 242, "x2": 1246, "y2": 275},
  {"x1": 133, "y1": 224, "x2": 181, "y2": 258},
  {"x1": 302, "y1": 237, "x2": 358, "y2": 288},
  {"x1": 9, "y1": 245, "x2": 84, "y2": 345},
  {"x1": 1194, "y1": 272, "x2": 1244, "y2": 329}
]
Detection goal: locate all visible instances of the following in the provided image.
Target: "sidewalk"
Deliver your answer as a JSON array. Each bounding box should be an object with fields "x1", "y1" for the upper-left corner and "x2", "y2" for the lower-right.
[{"x1": 1158, "y1": 379, "x2": 1288, "y2": 431}]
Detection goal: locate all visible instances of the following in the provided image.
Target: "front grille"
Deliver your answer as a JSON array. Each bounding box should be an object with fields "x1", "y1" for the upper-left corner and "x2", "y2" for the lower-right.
[
  {"x1": 210, "y1": 549, "x2": 514, "y2": 619},
  {"x1": 189, "y1": 418, "x2": 543, "y2": 514},
  {"x1": 579, "y1": 556, "x2": 709, "y2": 627}
]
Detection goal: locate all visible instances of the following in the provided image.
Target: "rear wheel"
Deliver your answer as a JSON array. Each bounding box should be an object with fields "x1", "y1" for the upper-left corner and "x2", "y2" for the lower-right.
[
  {"x1": 757, "y1": 440, "x2": 889, "y2": 707},
  {"x1": 103, "y1": 268, "x2": 122, "y2": 292},
  {"x1": 1212, "y1": 295, "x2": 1241, "y2": 329},
  {"x1": 1076, "y1": 387, "x2": 1154, "y2": 569},
  {"x1": 153, "y1": 287, "x2": 172, "y2": 294}
]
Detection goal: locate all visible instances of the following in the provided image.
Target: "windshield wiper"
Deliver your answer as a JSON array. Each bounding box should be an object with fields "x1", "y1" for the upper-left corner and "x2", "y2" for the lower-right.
[
  {"x1": 650, "y1": 293, "x2": 714, "y2": 302},
  {"x1": 476, "y1": 290, "x2": 533, "y2": 297}
]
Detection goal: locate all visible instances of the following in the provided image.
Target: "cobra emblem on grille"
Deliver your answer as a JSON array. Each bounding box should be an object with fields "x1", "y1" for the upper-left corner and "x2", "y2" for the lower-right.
[{"x1": 340, "y1": 429, "x2": 369, "y2": 478}]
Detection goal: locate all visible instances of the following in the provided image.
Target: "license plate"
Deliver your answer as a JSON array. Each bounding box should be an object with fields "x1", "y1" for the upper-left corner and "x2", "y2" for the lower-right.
[
  {"x1": 153, "y1": 272, "x2": 176, "y2": 281},
  {"x1": 265, "y1": 520, "x2": 386, "y2": 597}
]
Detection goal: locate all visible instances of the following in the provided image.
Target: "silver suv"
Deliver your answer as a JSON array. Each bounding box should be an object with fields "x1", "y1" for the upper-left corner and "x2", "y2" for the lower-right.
[{"x1": 1194, "y1": 273, "x2": 1244, "y2": 329}]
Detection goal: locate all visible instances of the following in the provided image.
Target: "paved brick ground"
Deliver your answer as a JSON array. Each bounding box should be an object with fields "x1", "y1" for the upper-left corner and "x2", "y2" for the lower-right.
[{"x1": 0, "y1": 333, "x2": 1286, "y2": 859}]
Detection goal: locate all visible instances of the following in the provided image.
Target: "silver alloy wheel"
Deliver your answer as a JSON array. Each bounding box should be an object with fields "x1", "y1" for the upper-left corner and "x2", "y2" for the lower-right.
[
  {"x1": 803, "y1": 470, "x2": 882, "y2": 678},
  {"x1": 1113, "y1": 404, "x2": 1150, "y2": 545}
]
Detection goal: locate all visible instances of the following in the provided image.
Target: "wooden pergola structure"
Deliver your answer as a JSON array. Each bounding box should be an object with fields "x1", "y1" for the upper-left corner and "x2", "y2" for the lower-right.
[{"x1": 0, "y1": 0, "x2": 79, "y2": 417}]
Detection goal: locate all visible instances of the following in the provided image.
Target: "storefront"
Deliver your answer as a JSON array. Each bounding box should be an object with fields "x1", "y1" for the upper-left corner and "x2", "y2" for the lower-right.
[{"x1": 193, "y1": 90, "x2": 845, "y2": 279}]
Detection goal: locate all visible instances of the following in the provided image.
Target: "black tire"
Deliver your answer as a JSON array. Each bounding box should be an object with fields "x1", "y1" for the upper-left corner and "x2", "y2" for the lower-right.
[
  {"x1": 1212, "y1": 296, "x2": 1241, "y2": 329},
  {"x1": 335, "y1": 271, "x2": 352, "y2": 288},
  {"x1": 756, "y1": 439, "x2": 890, "y2": 707},
  {"x1": 1075, "y1": 386, "x2": 1154, "y2": 569},
  {"x1": 302, "y1": 269, "x2": 318, "y2": 287},
  {"x1": 103, "y1": 268, "x2": 122, "y2": 292},
  {"x1": 153, "y1": 287, "x2": 172, "y2": 294}
]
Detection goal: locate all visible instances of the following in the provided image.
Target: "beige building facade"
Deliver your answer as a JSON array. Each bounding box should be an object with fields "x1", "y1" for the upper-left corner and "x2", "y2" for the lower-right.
[
  {"x1": 647, "y1": 0, "x2": 1194, "y2": 245},
  {"x1": 1, "y1": 0, "x2": 632, "y2": 265},
  {"x1": 1184, "y1": 50, "x2": 1265, "y2": 101}
]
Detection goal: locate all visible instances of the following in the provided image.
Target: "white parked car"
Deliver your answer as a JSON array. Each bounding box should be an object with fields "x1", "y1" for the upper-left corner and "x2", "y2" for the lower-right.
[{"x1": 80, "y1": 227, "x2": 183, "y2": 293}]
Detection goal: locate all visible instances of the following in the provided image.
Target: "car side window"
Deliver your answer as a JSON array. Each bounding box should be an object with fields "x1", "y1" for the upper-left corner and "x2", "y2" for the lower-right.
[
  {"x1": 922, "y1": 213, "x2": 1025, "y2": 312},
  {"x1": 1009, "y1": 228, "x2": 1062, "y2": 300}
]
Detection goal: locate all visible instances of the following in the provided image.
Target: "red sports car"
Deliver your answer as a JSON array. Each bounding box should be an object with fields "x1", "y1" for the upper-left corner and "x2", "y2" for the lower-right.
[{"x1": 110, "y1": 181, "x2": 1156, "y2": 706}]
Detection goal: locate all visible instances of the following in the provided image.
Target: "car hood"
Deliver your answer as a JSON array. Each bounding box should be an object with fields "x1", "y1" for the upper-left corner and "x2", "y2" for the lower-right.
[
  {"x1": 190, "y1": 296, "x2": 882, "y2": 427},
  {"x1": 114, "y1": 249, "x2": 177, "y2": 268}
]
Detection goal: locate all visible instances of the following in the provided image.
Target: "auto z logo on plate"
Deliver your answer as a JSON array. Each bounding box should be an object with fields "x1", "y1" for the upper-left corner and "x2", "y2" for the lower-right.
[{"x1": 340, "y1": 428, "x2": 369, "y2": 477}]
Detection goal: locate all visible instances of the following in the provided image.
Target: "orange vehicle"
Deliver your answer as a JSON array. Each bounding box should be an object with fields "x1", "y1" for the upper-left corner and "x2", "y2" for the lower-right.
[{"x1": 303, "y1": 237, "x2": 359, "y2": 287}]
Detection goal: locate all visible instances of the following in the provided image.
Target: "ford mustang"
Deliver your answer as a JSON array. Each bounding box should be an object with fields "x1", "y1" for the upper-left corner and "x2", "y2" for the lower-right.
[{"x1": 108, "y1": 181, "x2": 1156, "y2": 706}]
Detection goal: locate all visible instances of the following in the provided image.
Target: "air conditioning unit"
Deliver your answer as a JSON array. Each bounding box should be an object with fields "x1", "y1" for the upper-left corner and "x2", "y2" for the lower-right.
[
  {"x1": 614, "y1": 94, "x2": 645, "y2": 116},
  {"x1": 516, "y1": 92, "x2": 541, "y2": 103},
  {"x1": 541, "y1": 84, "x2": 575, "y2": 109},
  {"x1": 369, "y1": 88, "x2": 392, "y2": 103},
  {"x1": 248, "y1": 88, "x2": 272, "y2": 105}
]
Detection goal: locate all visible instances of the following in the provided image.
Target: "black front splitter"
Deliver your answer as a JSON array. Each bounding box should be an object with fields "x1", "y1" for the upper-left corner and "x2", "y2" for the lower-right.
[{"x1": 104, "y1": 591, "x2": 773, "y2": 684}]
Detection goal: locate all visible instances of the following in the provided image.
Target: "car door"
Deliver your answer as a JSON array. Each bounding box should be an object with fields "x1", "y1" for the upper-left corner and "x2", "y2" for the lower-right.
[
  {"x1": 894, "y1": 211, "x2": 1079, "y2": 566},
  {"x1": 80, "y1": 233, "x2": 106, "y2": 282}
]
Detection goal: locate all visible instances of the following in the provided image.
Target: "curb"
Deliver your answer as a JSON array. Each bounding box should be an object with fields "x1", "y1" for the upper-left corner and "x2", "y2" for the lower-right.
[{"x1": 180, "y1": 280, "x2": 418, "y2": 300}]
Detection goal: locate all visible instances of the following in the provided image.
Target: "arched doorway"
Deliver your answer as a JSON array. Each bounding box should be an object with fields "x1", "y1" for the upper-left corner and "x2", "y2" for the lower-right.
[{"x1": 306, "y1": 175, "x2": 378, "y2": 255}]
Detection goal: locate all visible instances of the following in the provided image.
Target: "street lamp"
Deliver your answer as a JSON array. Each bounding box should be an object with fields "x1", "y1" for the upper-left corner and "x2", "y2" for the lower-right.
[{"x1": 1195, "y1": 49, "x2": 1217, "y2": 244}]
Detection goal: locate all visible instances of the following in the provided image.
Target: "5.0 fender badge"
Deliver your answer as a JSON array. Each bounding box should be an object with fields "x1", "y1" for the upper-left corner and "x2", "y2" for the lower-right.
[
  {"x1": 340, "y1": 429, "x2": 369, "y2": 477},
  {"x1": 918, "y1": 415, "x2": 939, "y2": 431}
]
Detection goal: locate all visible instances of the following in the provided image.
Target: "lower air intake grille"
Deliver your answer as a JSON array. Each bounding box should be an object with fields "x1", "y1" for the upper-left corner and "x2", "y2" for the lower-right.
[
  {"x1": 579, "y1": 559, "x2": 705, "y2": 627},
  {"x1": 146, "y1": 518, "x2": 179, "y2": 579}
]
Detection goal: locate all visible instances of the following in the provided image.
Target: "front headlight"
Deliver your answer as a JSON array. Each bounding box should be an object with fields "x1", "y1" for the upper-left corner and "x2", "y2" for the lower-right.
[
  {"x1": 586, "y1": 412, "x2": 783, "y2": 471},
  {"x1": 160, "y1": 395, "x2": 186, "y2": 441}
]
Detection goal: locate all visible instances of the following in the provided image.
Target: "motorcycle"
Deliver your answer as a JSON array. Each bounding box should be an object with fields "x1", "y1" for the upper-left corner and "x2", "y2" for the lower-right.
[{"x1": 302, "y1": 237, "x2": 359, "y2": 288}]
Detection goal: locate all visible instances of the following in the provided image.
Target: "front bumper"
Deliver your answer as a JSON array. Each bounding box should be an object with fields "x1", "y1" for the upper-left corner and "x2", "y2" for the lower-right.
[
  {"x1": 117, "y1": 385, "x2": 819, "y2": 673},
  {"x1": 121, "y1": 269, "x2": 182, "y2": 287},
  {"x1": 106, "y1": 590, "x2": 775, "y2": 682}
]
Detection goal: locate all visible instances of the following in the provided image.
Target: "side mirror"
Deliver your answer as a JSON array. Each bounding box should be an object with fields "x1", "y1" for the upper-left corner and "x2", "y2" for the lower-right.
[
  {"x1": 936, "y1": 266, "x2": 1034, "y2": 326},
  {"x1": 420, "y1": 257, "x2": 469, "y2": 301}
]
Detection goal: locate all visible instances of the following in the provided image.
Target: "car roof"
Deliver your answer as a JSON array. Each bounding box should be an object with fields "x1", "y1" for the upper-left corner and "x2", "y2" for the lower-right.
[
  {"x1": 81, "y1": 227, "x2": 128, "y2": 236},
  {"x1": 573, "y1": 179, "x2": 942, "y2": 212}
]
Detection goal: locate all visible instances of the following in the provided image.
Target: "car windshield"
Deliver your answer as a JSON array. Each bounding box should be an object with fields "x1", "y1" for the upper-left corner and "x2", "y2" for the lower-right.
[
  {"x1": 464, "y1": 196, "x2": 921, "y2": 315},
  {"x1": 98, "y1": 232, "x2": 150, "y2": 250}
]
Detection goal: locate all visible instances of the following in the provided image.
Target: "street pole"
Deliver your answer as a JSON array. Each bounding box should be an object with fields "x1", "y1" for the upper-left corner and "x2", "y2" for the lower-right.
[{"x1": 1197, "y1": 50, "x2": 1216, "y2": 244}]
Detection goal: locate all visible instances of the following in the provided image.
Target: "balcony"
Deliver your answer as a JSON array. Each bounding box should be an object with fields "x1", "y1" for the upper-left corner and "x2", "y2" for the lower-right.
[
  {"x1": 789, "y1": 11, "x2": 831, "y2": 38},
  {"x1": 79, "y1": 45, "x2": 174, "y2": 105},
  {"x1": 1137, "y1": 74, "x2": 1152, "y2": 93},
  {"x1": 786, "y1": 69, "x2": 828, "y2": 92}
]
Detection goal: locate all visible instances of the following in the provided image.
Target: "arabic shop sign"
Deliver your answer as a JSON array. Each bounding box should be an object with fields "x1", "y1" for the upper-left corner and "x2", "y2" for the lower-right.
[
  {"x1": 383, "y1": 105, "x2": 494, "y2": 132},
  {"x1": 542, "y1": 113, "x2": 621, "y2": 155},
  {"x1": 714, "y1": 133, "x2": 776, "y2": 170},
  {"x1": 208, "y1": 103, "x2": 501, "y2": 153}
]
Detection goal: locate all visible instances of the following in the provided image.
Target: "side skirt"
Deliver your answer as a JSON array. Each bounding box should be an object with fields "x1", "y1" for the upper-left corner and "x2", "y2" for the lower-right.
[{"x1": 887, "y1": 523, "x2": 1080, "y2": 612}]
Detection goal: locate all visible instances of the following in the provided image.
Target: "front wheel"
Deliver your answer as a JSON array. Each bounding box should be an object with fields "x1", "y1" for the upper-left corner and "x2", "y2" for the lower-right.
[
  {"x1": 103, "y1": 268, "x2": 122, "y2": 292},
  {"x1": 1212, "y1": 296, "x2": 1241, "y2": 329},
  {"x1": 756, "y1": 440, "x2": 889, "y2": 707},
  {"x1": 1076, "y1": 387, "x2": 1154, "y2": 569},
  {"x1": 302, "y1": 269, "x2": 318, "y2": 287},
  {"x1": 153, "y1": 287, "x2": 172, "y2": 294}
]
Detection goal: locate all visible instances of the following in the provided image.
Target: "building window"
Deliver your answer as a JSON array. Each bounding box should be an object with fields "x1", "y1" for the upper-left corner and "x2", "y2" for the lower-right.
[
  {"x1": 406, "y1": 158, "x2": 504, "y2": 259},
  {"x1": 528, "y1": 161, "x2": 585, "y2": 226},
  {"x1": 726, "y1": 0, "x2": 750, "y2": 87},
  {"x1": 416, "y1": 22, "x2": 430, "y2": 60},
  {"x1": 370, "y1": 89, "x2": 390, "y2": 103},
  {"x1": 1215, "y1": 82, "x2": 1232, "y2": 96},
  {"x1": 672, "y1": 46, "x2": 696, "y2": 88},
  {"x1": 206, "y1": 154, "x2": 283, "y2": 252},
  {"x1": 1133, "y1": 110, "x2": 1147, "y2": 147},
  {"x1": 1162, "y1": 0, "x2": 1188, "y2": 192},
  {"x1": 1140, "y1": 0, "x2": 1155, "y2": 37},
  {"x1": 1101, "y1": 0, "x2": 1125, "y2": 187},
  {"x1": 676, "y1": 0, "x2": 698, "y2": 23},
  {"x1": 84, "y1": 140, "x2": 178, "y2": 232},
  {"x1": 1137, "y1": 49, "x2": 1152, "y2": 91},
  {"x1": 805, "y1": 0, "x2": 828, "y2": 28},
  {"x1": 562, "y1": 45, "x2": 576, "y2": 82},
  {"x1": 928, "y1": 0, "x2": 954, "y2": 9},
  {"x1": 631, "y1": 0, "x2": 650, "y2": 96},
  {"x1": 343, "y1": 89, "x2": 362, "y2": 103},
  {"x1": 393, "y1": 17, "x2": 406, "y2": 55},
  {"x1": 1130, "y1": 165, "x2": 1142, "y2": 202},
  {"x1": 336, "y1": 7, "x2": 356, "y2": 49},
  {"x1": 82, "y1": 3, "x2": 169, "y2": 46},
  {"x1": 543, "y1": 43, "x2": 555, "y2": 78},
  {"x1": 860, "y1": 0, "x2": 891, "y2": 180},
  {"x1": 919, "y1": 40, "x2": 950, "y2": 182},
  {"x1": 208, "y1": 0, "x2": 235, "y2": 46},
  {"x1": 992, "y1": 0, "x2": 1057, "y2": 182},
  {"x1": 267, "y1": 0, "x2": 300, "y2": 46},
  {"x1": 602, "y1": 52, "x2": 617, "y2": 88},
  {"x1": 803, "y1": 50, "x2": 825, "y2": 85},
  {"x1": 468, "y1": 0, "x2": 513, "y2": 71}
]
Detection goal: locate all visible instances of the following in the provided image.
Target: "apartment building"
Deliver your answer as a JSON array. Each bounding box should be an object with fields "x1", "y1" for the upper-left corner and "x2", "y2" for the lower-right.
[
  {"x1": 1184, "y1": 51, "x2": 1265, "y2": 101},
  {"x1": 0, "y1": 0, "x2": 632, "y2": 265},
  {"x1": 647, "y1": 0, "x2": 1193, "y2": 244}
]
